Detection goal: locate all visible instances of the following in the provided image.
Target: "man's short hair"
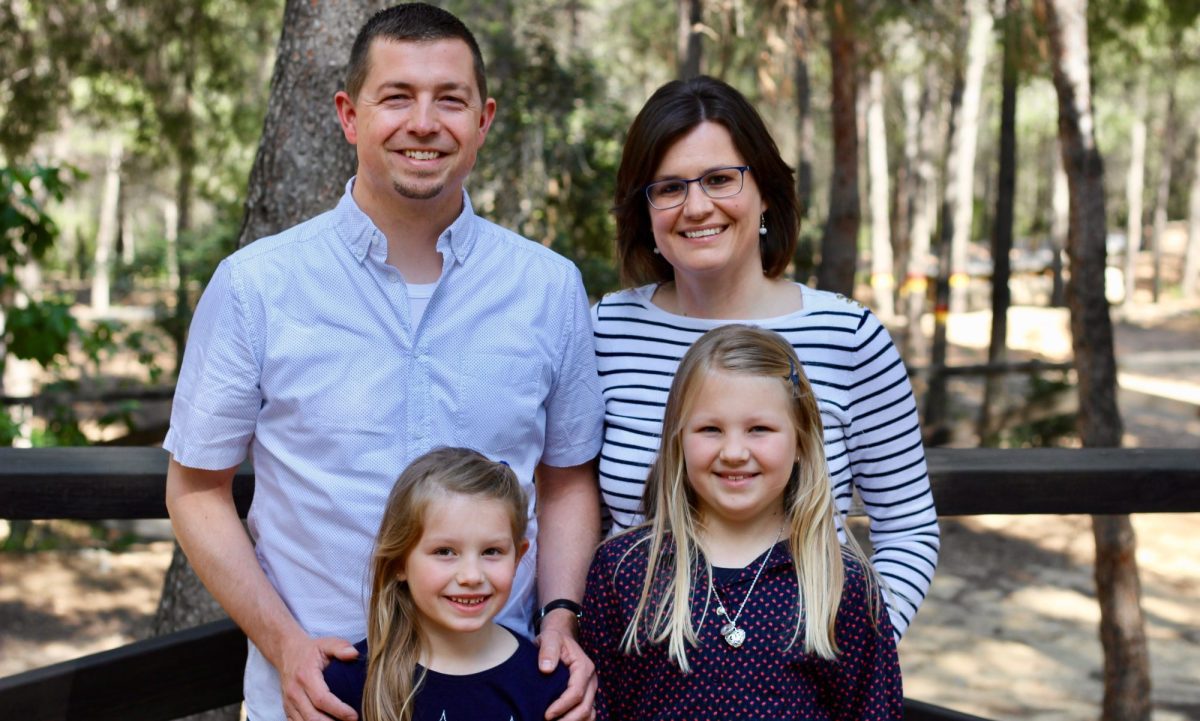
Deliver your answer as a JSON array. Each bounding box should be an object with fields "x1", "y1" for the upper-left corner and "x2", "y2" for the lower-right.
[{"x1": 345, "y1": 3, "x2": 488, "y2": 101}]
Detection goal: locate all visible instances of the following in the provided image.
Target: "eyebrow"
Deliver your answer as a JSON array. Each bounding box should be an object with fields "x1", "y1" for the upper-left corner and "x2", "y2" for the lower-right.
[
  {"x1": 422, "y1": 535, "x2": 514, "y2": 546},
  {"x1": 375, "y1": 80, "x2": 473, "y2": 95},
  {"x1": 651, "y1": 165, "x2": 743, "y2": 182}
]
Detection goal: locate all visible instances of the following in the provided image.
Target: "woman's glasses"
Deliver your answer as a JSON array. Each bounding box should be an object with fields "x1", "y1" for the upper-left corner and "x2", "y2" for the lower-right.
[{"x1": 644, "y1": 165, "x2": 751, "y2": 210}]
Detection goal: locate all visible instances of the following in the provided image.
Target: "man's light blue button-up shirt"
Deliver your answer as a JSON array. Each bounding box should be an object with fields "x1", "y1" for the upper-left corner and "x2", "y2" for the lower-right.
[{"x1": 164, "y1": 181, "x2": 603, "y2": 720}]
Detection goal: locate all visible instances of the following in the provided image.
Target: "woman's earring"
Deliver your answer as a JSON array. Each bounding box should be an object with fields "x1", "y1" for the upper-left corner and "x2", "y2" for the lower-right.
[
  {"x1": 759, "y1": 214, "x2": 768, "y2": 237},
  {"x1": 653, "y1": 246, "x2": 661, "y2": 255}
]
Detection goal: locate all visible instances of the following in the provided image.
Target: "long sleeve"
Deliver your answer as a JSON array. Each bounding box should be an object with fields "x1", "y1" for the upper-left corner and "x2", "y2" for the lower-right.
[{"x1": 844, "y1": 309, "x2": 940, "y2": 637}]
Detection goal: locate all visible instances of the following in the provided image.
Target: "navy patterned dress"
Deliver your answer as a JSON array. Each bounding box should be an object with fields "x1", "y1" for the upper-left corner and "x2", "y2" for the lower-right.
[{"x1": 581, "y1": 530, "x2": 903, "y2": 721}]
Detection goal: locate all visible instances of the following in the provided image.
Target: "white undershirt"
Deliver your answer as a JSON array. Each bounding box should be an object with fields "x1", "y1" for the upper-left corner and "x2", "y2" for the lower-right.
[{"x1": 407, "y1": 280, "x2": 438, "y2": 327}]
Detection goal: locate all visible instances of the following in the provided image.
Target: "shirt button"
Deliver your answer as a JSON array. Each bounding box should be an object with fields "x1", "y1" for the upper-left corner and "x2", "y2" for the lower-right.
[{"x1": 388, "y1": 275, "x2": 400, "y2": 284}]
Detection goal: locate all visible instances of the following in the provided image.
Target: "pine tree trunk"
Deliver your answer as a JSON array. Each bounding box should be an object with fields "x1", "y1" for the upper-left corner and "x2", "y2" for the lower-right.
[
  {"x1": 1123, "y1": 80, "x2": 1147, "y2": 305},
  {"x1": 818, "y1": 0, "x2": 859, "y2": 297},
  {"x1": 91, "y1": 138, "x2": 122, "y2": 312},
  {"x1": 866, "y1": 68, "x2": 894, "y2": 319},
  {"x1": 1050, "y1": 142, "x2": 1068, "y2": 307},
  {"x1": 979, "y1": 0, "x2": 1020, "y2": 445},
  {"x1": 155, "y1": 2, "x2": 386, "y2": 718},
  {"x1": 792, "y1": 0, "x2": 814, "y2": 221},
  {"x1": 949, "y1": 0, "x2": 992, "y2": 315},
  {"x1": 1042, "y1": 2, "x2": 1151, "y2": 720},
  {"x1": 1185, "y1": 125, "x2": 1200, "y2": 298},
  {"x1": 1149, "y1": 85, "x2": 1177, "y2": 304},
  {"x1": 904, "y1": 62, "x2": 942, "y2": 362},
  {"x1": 925, "y1": 12, "x2": 968, "y2": 445},
  {"x1": 677, "y1": 0, "x2": 703, "y2": 80}
]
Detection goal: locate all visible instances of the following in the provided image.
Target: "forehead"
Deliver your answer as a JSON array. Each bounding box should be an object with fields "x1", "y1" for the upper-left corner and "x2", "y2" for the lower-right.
[
  {"x1": 418, "y1": 492, "x2": 515, "y2": 538},
  {"x1": 688, "y1": 369, "x2": 790, "y2": 414},
  {"x1": 656, "y1": 121, "x2": 745, "y2": 175},
  {"x1": 362, "y1": 37, "x2": 480, "y2": 97}
]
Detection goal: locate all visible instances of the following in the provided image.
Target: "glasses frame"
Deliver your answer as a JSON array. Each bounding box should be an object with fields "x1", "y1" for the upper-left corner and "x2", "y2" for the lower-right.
[{"x1": 643, "y1": 165, "x2": 751, "y2": 210}]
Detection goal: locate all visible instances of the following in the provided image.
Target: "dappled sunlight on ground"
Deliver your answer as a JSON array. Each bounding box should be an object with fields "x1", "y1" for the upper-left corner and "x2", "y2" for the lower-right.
[{"x1": 898, "y1": 514, "x2": 1200, "y2": 721}]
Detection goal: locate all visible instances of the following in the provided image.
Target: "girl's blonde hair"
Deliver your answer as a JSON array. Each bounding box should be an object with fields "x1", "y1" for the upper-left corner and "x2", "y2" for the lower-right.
[
  {"x1": 624, "y1": 324, "x2": 878, "y2": 671},
  {"x1": 363, "y1": 447, "x2": 527, "y2": 721}
]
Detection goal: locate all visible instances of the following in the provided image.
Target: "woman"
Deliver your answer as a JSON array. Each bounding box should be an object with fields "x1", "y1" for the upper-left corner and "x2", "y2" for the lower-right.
[{"x1": 592, "y1": 75, "x2": 939, "y2": 638}]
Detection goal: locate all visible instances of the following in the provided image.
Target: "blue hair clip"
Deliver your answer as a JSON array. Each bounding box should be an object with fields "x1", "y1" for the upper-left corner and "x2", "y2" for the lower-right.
[
  {"x1": 786, "y1": 358, "x2": 801, "y2": 394},
  {"x1": 498, "y1": 460, "x2": 510, "y2": 468}
]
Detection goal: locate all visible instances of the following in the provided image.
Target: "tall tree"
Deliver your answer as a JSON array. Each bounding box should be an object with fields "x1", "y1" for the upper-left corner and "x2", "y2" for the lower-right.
[
  {"x1": 924, "y1": 6, "x2": 969, "y2": 443},
  {"x1": 1148, "y1": 77, "x2": 1178, "y2": 303},
  {"x1": 1186, "y1": 124, "x2": 1200, "y2": 298},
  {"x1": 1050, "y1": 140, "x2": 1068, "y2": 307},
  {"x1": 1041, "y1": 3, "x2": 1151, "y2": 721},
  {"x1": 91, "y1": 139, "x2": 123, "y2": 312},
  {"x1": 948, "y1": 0, "x2": 992, "y2": 315},
  {"x1": 818, "y1": 0, "x2": 859, "y2": 296},
  {"x1": 1123, "y1": 78, "x2": 1148, "y2": 304},
  {"x1": 152, "y1": 3, "x2": 385, "y2": 720},
  {"x1": 978, "y1": 0, "x2": 1021, "y2": 444},
  {"x1": 902, "y1": 60, "x2": 944, "y2": 362},
  {"x1": 791, "y1": 0, "x2": 815, "y2": 221},
  {"x1": 678, "y1": 0, "x2": 704, "y2": 79},
  {"x1": 865, "y1": 67, "x2": 894, "y2": 318}
]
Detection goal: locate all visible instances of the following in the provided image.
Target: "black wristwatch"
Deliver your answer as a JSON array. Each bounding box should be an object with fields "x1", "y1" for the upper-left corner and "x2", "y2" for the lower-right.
[{"x1": 535, "y1": 598, "x2": 583, "y2": 633}]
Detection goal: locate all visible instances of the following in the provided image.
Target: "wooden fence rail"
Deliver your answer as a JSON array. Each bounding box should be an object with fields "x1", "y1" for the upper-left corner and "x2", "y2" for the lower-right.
[
  {"x1": 2, "y1": 446, "x2": 1198, "y2": 721},
  {"x1": 2, "y1": 446, "x2": 1198, "y2": 520}
]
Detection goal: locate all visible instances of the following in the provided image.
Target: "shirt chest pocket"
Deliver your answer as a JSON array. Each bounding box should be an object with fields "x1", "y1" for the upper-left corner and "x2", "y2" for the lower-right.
[{"x1": 453, "y1": 353, "x2": 550, "y2": 455}]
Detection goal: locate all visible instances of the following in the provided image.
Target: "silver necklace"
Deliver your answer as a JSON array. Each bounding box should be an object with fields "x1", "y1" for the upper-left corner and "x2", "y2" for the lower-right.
[{"x1": 706, "y1": 531, "x2": 781, "y2": 649}]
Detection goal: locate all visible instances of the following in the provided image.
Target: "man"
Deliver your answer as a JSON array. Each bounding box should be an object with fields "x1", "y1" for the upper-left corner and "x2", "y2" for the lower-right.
[{"x1": 164, "y1": 5, "x2": 603, "y2": 720}]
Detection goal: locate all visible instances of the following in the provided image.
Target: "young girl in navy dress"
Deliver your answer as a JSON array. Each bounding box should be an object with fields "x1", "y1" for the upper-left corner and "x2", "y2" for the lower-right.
[
  {"x1": 581, "y1": 325, "x2": 902, "y2": 720},
  {"x1": 324, "y1": 447, "x2": 568, "y2": 721}
]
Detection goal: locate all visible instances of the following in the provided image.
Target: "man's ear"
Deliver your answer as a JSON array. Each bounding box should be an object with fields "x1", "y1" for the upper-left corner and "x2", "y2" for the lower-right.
[
  {"x1": 477, "y1": 96, "x2": 497, "y2": 142},
  {"x1": 335, "y1": 90, "x2": 359, "y2": 144}
]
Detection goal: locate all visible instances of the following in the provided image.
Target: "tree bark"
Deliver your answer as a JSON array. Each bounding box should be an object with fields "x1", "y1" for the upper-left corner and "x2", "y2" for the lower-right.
[
  {"x1": 979, "y1": 0, "x2": 1020, "y2": 445},
  {"x1": 904, "y1": 62, "x2": 942, "y2": 362},
  {"x1": 1149, "y1": 83, "x2": 1177, "y2": 304},
  {"x1": 1185, "y1": 125, "x2": 1200, "y2": 298},
  {"x1": 1123, "y1": 79, "x2": 1147, "y2": 305},
  {"x1": 792, "y1": 0, "x2": 814, "y2": 221},
  {"x1": 91, "y1": 137, "x2": 123, "y2": 312},
  {"x1": 1042, "y1": 2, "x2": 1151, "y2": 721},
  {"x1": 949, "y1": 0, "x2": 992, "y2": 315},
  {"x1": 154, "y1": 2, "x2": 386, "y2": 718},
  {"x1": 818, "y1": 0, "x2": 859, "y2": 297},
  {"x1": 866, "y1": 67, "x2": 894, "y2": 319},
  {"x1": 924, "y1": 11, "x2": 968, "y2": 445},
  {"x1": 677, "y1": 0, "x2": 704, "y2": 80},
  {"x1": 1050, "y1": 141, "x2": 1068, "y2": 307}
]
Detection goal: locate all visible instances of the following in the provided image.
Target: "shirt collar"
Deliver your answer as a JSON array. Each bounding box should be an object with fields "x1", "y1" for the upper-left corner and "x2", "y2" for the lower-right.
[{"x1": 334, "y1": 177, "x2": 480, "y2": 266}]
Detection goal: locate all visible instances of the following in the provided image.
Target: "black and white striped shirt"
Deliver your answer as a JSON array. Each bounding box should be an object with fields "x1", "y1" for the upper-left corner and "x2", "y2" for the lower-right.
[{"x1": 591, "y1": 283, "x2": 939, "y2": 638}]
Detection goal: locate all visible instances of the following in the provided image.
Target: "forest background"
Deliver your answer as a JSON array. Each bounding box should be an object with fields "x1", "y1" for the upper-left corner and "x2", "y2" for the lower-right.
[{"x1": 2, "y1": 1, "x2": 1199, "y2": 720}]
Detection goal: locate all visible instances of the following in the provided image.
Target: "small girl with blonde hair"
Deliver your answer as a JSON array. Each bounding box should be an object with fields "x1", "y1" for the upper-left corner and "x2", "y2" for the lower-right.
[
  {"x1": 582, "y1": 325, "x2": 902, "y2": 720},
  {"x1": 325, "y1": 447, "x2": 568, "y2": 721}
]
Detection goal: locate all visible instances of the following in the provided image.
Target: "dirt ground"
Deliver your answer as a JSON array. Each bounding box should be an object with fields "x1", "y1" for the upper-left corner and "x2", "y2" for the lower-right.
[{"x1": 1, "y1": 301, "x2": 1198, "y2": 720}]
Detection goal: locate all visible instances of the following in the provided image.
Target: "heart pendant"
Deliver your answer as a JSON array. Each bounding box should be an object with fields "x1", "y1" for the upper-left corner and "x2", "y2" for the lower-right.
[{"x1": 723, "y1": 626, "x2": 746, "y2": 648}]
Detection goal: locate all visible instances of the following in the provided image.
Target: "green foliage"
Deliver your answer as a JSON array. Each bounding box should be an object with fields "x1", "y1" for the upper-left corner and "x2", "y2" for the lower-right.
[
  {"x1": 444, "y1": 0, "x2": 628, "y2": 297},
  {"x1": 3, "y1": 297, "x2": 78, "y2": 368},
  {"x1": 1, "y1": 164, "x2": 81, "y2": 271},
  {"x1": 2, "y1": 164, "x2": 84, "y2": 380}
]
